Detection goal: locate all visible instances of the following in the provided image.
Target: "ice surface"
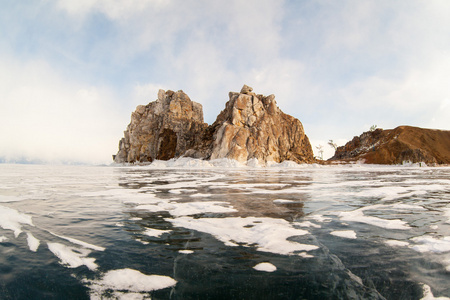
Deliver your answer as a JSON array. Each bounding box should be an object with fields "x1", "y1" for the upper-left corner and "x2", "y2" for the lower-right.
[
  {"x1": 0, "y1": 205, "x2": 34, "y2": 237},
  {"x1": 47, "y1": 242, "x2": 98, "y2": 270},
  {"x1": 330, "y1": 230, "x2": 357, "y2": 239},
  {"x1": 253, "y1": 262, "x2": 277, "y2": 272},
  {"x1": 168, "y1": 216, "x2": 318, "y2": 255},
  {"x1": 27, "y1": 232, "x2": 40, "y2": 252},
  {"x1": 86, "y1": 268, "x2": 177, "y2": 298},
  {"x1": 0, "y1": 235, "x2": 7, "y2": 242},
  {"x1": 143, "y1": 228, "x2": 171, "y2": 237},
  {"x1": 444, "y1": 208, "x2": 450, "y2": 224},
  {"x1": 410, "y1": 236, "x2": 450, "y2": 253}
]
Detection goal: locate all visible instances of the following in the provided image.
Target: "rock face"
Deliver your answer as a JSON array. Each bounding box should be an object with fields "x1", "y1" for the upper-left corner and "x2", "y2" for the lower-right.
[
  {"x1": 114, "y1": 90, "x2": 207, "y2": 163},
  {"x1": 330, "y1": 126, "x2": 450, "y2": 165},
  {"x1": 114, "y1": 85, "x2": 314, "y2": 164}
]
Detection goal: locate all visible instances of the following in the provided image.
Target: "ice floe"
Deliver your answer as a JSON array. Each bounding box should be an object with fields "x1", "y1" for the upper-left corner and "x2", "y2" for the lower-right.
[
  {"x1": 167, "y1": 216, "x2": 318, "y2": 255},
  {"x1": 330, "y1": 230, "x2": 357, "y2": 239},
  {"x1": 253, "y1": 262, "x2": 277, "y2": 272},
  {"x1": 48, "y1": 242, "x2": 98, "y2": 270},
  {"x1": 86, "y1": 268, "x2": 176, "y2": 299}
]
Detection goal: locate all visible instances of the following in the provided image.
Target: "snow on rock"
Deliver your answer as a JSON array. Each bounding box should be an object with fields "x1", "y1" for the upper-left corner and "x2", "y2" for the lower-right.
[
  {"x1": 0, "y1": 236, "x2": 7, "y2": 242},
  {"x1": 167, "y1": 216, "x2": 318, "y2": 255},
  {"x1": 253, "y1": 262, "x2": 277, "y2": 272},
  {"x1": 420, "y1": 283, "x2": 450, "y2": 300}
]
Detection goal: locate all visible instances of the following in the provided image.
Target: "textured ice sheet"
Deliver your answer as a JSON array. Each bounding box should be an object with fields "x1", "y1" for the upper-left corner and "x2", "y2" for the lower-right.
[{"x1": 167, "y1": 216, "x2": 318, "y2": 255}]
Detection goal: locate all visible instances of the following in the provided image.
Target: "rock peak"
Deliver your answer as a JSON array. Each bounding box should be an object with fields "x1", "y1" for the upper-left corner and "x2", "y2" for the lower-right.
[
  {"x1": 114, "y1": 86, "x2": 314, "y2": 165},
  {"x1": 240, "y1": 84, "x2": 253, "y2": 94}
]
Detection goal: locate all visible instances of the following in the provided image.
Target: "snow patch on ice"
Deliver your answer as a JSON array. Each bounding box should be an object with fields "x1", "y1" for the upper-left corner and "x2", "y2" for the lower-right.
[
  {"x1": 297, "y1": 221, "x2": 321, "y2": 228},
  {"x1": 0, "y1": 205, "x2": 34, "y2": 237},
  {"x1": 48, "y1": 231, "x2": 105, "y2": 251},
  {"x1": 410, "y1": 236, "x2": 450, "y2": 253},
  {"x1": 143, "y1": 228, "x2": 171, "y2": 238},
  {"x1": 167, "y1": 216, "x2": 318, "y2": 255},
  {"x1": 253, "y1": 262, "x2": 277, "y2": 272},
  {"x1": 85, "y1": 268, "x2": 176, "y2": 298},
  {"x1": 0, "y1": 195, "x2": 24, "y2": 203},
  {"x1": 384, "y1": 240, "x2": 409, "y2": 247},
  {"x1": 27, "y1": 232, "x2": 40, "y2": 252},
  {"x1": 48, "y1": 242, "x2": 98, "y2": 270},
  {"x1": 338, "y1": 205, "x2": 410, "y2": 230},
  {"x1": 178, "y1": 250, "x2": 194, "y2": 254},
  {"x1": 273, "y1": 199, "x2": 295, "y2": 204},
  {"x1": 330, "y1": 230, "x2": 357, "y2": 239},
  {"x1": 420, "y1": 283, "x2": 450, "y2": 300},
  {"x1": 136, "y1": 201, "x2": 237, "y2": 216}
]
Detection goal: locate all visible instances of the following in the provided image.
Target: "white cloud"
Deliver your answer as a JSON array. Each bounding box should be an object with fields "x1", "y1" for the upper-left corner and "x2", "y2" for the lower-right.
[{"x1": 0, "y1": 57, "x2": 127, "y2": 164}]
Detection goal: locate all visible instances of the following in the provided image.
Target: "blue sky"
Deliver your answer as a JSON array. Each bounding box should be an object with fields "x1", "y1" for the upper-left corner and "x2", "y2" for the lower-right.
[{"x1": 1, "y1": 0, "x2": 449, "y2": 164}]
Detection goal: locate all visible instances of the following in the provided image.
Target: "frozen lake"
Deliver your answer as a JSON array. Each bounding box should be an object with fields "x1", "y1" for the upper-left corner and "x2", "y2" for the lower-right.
[{"x1": 0, "y1": 160, "x2": 449, "y2": 299}]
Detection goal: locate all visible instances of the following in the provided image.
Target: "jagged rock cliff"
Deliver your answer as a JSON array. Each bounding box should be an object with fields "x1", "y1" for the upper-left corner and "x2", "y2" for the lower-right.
[
  {"x1": 114, "y1": 90, "x2": 207, "y2": 163},
  {"x1": 114, "y1": 85, "x2": 314, "y2": 164},
  {"x1": 330, "y1": 126, "x2": 450, "y2": 165}
]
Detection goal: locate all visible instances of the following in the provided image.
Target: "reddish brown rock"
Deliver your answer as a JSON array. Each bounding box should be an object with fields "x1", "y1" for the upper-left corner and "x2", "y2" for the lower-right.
[{"x1": 330, "y1": 126, "x2": 450, "y2": 165}]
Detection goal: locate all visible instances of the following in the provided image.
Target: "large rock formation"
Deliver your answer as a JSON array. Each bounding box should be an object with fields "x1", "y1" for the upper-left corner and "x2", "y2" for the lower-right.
[
  {"x1": 114, "y1": 85, "x2": 314, "y2": 165},
  {"x1": 114, "y1": 90, "x2": 207, "y2": 163},
  {"x1": 330, "y1": 126, "x2": 450, "y2": 165}
]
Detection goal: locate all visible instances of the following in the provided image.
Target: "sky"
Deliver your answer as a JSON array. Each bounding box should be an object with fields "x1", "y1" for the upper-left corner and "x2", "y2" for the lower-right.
[{"x1": 1, "y1": 0, "x2": 450, "y2": 164}]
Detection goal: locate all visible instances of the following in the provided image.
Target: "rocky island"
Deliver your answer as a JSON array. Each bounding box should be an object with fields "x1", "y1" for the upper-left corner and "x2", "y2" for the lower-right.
[
  {"x1": 114, "y1": 85, "x2": 314, "y2": 164},
  {"x1": 329, "y1": 126, "x2": 450, "y2": 165}
]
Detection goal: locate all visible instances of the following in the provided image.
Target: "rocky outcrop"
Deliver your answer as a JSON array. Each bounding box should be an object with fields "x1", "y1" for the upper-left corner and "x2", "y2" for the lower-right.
[
  {"x1": 114, "y1": 90, "x2": 207, "y2": 163},
  {"x1": 114, "y1": 85, "x2": 314, "y2": 165},
  {"x1": 330, "y1": 126, "x2": 450, "y2": 165}
]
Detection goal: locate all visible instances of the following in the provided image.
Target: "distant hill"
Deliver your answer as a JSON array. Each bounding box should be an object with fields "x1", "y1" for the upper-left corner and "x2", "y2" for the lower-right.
[{"x1": 329, "y1": 126, "x2": 450, "y2": 165}]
